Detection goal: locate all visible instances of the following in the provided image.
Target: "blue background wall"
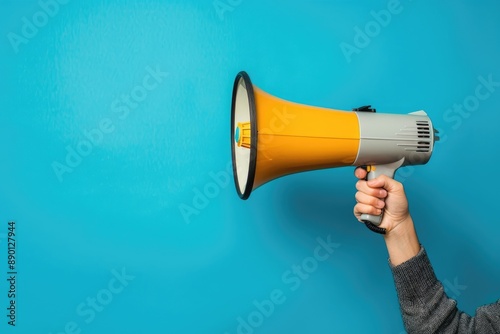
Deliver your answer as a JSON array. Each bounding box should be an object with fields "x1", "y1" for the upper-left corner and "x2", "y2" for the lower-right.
[{"x1": 1, "y1": 0, "x2": 499, "y2": 333}]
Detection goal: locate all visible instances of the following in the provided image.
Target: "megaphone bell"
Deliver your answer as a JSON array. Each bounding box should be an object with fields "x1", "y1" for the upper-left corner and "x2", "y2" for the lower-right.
[{"x1": 230, "y1": 71, "x2": 438, "y2": 234}]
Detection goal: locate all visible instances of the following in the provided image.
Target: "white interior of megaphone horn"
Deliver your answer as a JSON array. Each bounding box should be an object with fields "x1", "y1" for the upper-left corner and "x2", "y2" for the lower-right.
[{"x1": 231, "y1": 72, "x2": 257, "y2": 199}]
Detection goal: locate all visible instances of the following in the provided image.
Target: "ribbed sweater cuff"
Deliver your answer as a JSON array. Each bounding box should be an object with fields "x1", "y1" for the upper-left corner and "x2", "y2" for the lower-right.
[{"x1": 390, "y1": 246, "x2": 438, "y2": 303}]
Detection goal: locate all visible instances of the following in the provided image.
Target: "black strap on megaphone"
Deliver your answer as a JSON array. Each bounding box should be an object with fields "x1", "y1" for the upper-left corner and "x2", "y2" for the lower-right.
[{"x1": 363, "y1": 220, "x2": 386, "y2": 235}]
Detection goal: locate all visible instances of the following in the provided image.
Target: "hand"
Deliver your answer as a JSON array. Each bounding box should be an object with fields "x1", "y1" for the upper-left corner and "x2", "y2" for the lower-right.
[{"x1": 353, "y1": 167, "x2": 411, "y2": 235}]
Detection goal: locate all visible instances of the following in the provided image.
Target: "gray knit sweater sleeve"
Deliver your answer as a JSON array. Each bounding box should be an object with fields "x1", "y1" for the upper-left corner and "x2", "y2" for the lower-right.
[{"x1": 390, "y1": 247, "x2": 500, "y2": 333}]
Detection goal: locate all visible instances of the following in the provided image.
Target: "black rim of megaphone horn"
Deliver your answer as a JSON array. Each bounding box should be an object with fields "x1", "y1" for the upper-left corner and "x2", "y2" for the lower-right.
[{"x1": 231, "y1": 71, "x2": 257, "y2": 200}]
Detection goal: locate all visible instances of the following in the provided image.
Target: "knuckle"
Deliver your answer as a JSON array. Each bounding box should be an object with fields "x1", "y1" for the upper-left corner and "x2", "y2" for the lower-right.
[{"x1": 369, "y1": 188, "x2": 380, "y2": 196}]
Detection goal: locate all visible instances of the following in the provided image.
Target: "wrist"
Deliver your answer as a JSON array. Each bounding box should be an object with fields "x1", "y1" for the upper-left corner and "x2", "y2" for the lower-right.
[
  {"x1": 383, "y1": 215, "x2": 420, "y2": 266},
  {"x1": 385, "y1": 214, "x2": 413, "y2": 239}
]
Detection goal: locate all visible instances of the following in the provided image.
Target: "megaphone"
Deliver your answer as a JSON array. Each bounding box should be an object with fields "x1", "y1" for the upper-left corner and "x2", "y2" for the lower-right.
[{"x1": 230, "y1": 71, "x2": 438, "y2": 234}]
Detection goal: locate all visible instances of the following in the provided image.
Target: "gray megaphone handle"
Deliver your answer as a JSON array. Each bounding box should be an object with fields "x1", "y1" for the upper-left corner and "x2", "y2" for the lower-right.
[{"x1": 360, "y1": 158, "x2": 405, "y2": 233}]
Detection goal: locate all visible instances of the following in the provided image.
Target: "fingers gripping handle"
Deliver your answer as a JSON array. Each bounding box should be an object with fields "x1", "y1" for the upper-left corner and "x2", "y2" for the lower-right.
[
  {"x1": 360, "y1": 168, "x2": 388, "y2": 228},
  {"x1": 360, "y1": 158, "x2": 405, "y2": 235},
  {"x1": 362, "y1": 167, "x2": 387, "y2": 234}
]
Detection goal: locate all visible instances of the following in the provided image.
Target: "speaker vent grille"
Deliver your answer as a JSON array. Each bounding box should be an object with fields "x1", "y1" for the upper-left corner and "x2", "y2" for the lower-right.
[
  {"x1": 416, "y1": 120, "x2": 431, "y2": 138},
  {"x1": 396, "y1": 120, "x2": 432, "y2": 153},
  {"x1": 416, "y1": 120, "x2": 431, "y2": 152}
]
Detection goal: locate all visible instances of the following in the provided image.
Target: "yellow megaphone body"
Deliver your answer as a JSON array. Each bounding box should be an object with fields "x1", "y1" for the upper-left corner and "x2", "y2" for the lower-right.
[{"x1": 231, "y1": 71, "x2": 438, "y2": 233}]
